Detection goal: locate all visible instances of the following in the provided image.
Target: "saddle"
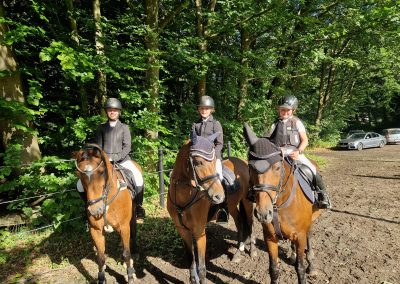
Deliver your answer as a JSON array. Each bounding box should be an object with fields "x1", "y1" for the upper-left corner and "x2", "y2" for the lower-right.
[
  {"x1": 285, "y1": 157, "x2": 317, "y2": 204},
  {"x1": 207, "y1": 165, "x2": 240, "y2": 222},
  {"x1": 115, "y1": 164, "x2": 142, "y2": 199}
]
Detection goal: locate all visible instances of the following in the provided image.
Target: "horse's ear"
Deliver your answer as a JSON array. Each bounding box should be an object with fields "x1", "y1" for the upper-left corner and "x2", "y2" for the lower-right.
[
  {"x1": 207, "y1": 131, "x2": 221, "y2": 143},
  {"x1": 72, "y1": 150, "x2": 81, "y2": 160},
  {"x1": 243, "y1": 123, "x2": 259, "y2": 146},
  {"x1": 190, "y1": 124, "x2": 198, "y2": 145}
]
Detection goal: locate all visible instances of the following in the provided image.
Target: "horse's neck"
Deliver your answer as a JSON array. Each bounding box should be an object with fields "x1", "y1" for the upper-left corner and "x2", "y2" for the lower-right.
[
  {"x1": 172, "y1": 145, "x2": 192, "y2": 181},
  {"x1": 277, "y1": 161, "x2": 298, "y2": 204}
]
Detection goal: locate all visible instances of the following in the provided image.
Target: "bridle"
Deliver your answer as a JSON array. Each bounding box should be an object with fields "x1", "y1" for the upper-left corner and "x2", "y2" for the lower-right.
[
  {"x1": 75, "y1": 144, "x2": 121, "y2": 224},
  {"x1": 169, "y1": 147, "x2": 221, "y2": 230},
  {"x1": 249, "y1": 149, "x2": 295, "y2": 208}
]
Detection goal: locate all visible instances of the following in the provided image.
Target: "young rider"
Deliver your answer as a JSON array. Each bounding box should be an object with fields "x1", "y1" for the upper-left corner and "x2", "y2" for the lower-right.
[
  {"x1": 266, "y1": 95, "x2": 331, "y2": 209},
  {"x1": 77, "y1": 98, "x2": 146, "y2": 219},
  {"x1": 192, "y1": 96, "x2": 228, "y2": 222}
]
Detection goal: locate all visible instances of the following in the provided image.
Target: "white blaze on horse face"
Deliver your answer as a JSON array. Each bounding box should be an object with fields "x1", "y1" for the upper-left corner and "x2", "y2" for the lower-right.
[{"x1": 83, "y1": 164, "x2": 94, "y2": 181}]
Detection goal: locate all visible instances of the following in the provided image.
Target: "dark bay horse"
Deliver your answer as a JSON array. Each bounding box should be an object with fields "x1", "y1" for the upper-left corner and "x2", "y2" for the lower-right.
[
  {"x1": 243, "y1": 124, "x2": 323, "y2": 284},
  {"x1": 167, "y1": 131, "x2": 255, "y2": 284},
  {"x1": 74, "y1": 143, "x2": 137, "y2": 284}
]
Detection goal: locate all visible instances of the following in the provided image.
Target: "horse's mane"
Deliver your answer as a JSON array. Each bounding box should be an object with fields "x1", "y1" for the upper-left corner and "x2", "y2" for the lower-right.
[{"x1": 171, "y1": 140, "x2": 191, "y2": 180}]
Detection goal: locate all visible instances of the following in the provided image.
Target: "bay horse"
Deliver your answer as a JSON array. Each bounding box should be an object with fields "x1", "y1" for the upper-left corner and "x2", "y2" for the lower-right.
[
  {"x1": 167, "y1": 131, "x2": 255, "y2": 284},
  {"x1": 243, "y1": 123, "x2": 323, "y2": 284},
  {"x1": 74, "y1": 143, "x2": 137, "y2": 284}
]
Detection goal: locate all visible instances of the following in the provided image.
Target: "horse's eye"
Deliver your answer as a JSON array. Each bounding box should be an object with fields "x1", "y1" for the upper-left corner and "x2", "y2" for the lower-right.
[
  {"x1": 194, "y1": 160, "x2": 203, "y2": 166},
  {"x1": 273, "y1": 163, "x2": 281, "y2": 171}
]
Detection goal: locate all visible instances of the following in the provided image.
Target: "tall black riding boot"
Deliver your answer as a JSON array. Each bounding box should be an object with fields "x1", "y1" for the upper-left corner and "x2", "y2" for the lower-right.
[
  {"x1": 135, "y1": 186, "x2": 145, "y2": 220},
  {"x1": 216, "y1": 181, "x2": 229, "y2": 223},
  {"x1": 314, "y1": 173, "x2": 331, "y2": 209}
]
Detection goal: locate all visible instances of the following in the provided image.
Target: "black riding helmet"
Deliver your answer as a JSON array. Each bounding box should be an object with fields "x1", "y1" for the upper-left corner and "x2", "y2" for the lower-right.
[
  {"x1": 279, "y1": 95, "x2": 298, "y2": 110},
  {"x1": 198, "y1": 96, "x2": 215, "y2": 108},
  {"x1": 104, "y1": 98, "x2": 122, "y2": 110}
]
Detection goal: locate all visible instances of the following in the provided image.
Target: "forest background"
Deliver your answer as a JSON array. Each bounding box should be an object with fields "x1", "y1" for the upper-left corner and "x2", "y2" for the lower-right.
[{"x1": 0, "y1": 0, "x2": 399, "y2": 231}]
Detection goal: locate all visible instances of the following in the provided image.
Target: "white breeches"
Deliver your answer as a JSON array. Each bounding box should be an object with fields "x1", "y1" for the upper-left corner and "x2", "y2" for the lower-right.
[
  {"x1": 216, "y1": 158, "x2": 223, "y2": 180},
  {"x1": 282, "y1": 147, "x2": 317, "y2": 174},
  {"x1": 77, "y1": 160, "x2": 144, "y2": 193}
]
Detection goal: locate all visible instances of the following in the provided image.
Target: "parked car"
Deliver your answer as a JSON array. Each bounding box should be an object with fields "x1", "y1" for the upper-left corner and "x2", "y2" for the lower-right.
[
  {"x1": 382, "y1": 128, "x2": 400, "y2": 144},
  {"x1": 345, "y1": 129, "x2": 365, "y2": 138},
  {"x1": 338, "y1": 132, "x2": 386, "y2": 150}
]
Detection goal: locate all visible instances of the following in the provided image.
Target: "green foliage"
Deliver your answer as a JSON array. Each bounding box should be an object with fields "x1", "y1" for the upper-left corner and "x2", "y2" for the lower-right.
[{"x1": 1, "y1": 0, "x2": 399, "y2": 231}]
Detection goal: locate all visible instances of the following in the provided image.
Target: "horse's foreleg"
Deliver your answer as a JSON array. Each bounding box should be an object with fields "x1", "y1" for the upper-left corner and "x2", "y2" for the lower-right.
[
  {"x1": 194, "y1": 230, "x2": 207, "y2": 284},
  {"x1": 176, "y1": 226, "x2": 198, "y2": 284},
  {"x1": 243, "y1": 201, "x2": 256, "y2": 258},
  {"x1": 264, "y1": 224, "x2": 279, "y2": 284},
  {"x1": 90, "y1": 227, "x2": 107, "y2": 284},
  {"x1": 306, "y1": 231, "x2": 318, "y2": 276},
  {"x1": 120, "y1": 224, "x2": 135, "y2": 284},
  {"x1": 295, "y1": 234, "x2": 308, "y2": 284}
]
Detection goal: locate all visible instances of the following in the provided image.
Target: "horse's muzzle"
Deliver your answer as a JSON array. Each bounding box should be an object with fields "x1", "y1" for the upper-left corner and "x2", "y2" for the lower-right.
[
  {"x1": 254, "y1": 206, "x2": 273, "y2": 223},
  {"x1": 88, "y1": 201, "x2": 105, "y2": 218},
  {"x1": 207, "y1": 184, "x2": 225, "y2": 205}
]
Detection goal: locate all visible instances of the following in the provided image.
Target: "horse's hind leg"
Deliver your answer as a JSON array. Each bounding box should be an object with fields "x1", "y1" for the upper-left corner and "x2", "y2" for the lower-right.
[
  {"x1": 90, "y1": 228, "x2": 107, "y2": 284},
  {"x1": 120, "y1": 224, "x2": 135, "y2": 284},
  {"x1": 229, "y1": 204, "x2": 244, "y2": 263},
  {"x1": 306, "y1": 231, "x2": 318, "y2": 276}
]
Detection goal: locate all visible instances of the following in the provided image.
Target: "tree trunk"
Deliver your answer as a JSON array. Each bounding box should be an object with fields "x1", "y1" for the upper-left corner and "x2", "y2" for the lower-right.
[
  {"x1": 65, "y1": 0, "x2": 88, "y2": 115},
  {"x1": 0, "y1": 3, "x2": 41, "y2": 164},
  {"x1": 195, "y1": 0, "x2": 216, "y2": 98},
  {"x1": 144, "y1": 0, "x2": 160, "y2": 140},
  {"x1": 93, "y1": 0, "x2": 106, "y2": 111},
  {"x1": 237, "y1": 26, "x2": 250, "y2": 120}
]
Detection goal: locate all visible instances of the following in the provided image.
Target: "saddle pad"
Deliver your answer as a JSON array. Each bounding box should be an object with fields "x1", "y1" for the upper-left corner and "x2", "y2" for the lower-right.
[
  {"x1": 222, "y1": 166, "x2": 240, "y2": 194},
  {"x1": 294, "y1": 168, "x2": 315, "y2": 204}
]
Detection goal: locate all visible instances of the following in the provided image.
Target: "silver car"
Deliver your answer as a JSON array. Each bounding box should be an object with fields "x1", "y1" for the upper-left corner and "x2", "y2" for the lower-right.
[
  {"x1": 338, "y1": 132, "x2": 386, "y2": 150},
  {"x1": 382, "y1": 128, "x2": 400, "y2": 144}
]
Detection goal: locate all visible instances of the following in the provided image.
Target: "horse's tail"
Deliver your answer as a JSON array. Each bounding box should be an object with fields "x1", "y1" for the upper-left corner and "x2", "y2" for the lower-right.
[{"x1": 239, "y1": 200, "x2": 250, "y2": 240}]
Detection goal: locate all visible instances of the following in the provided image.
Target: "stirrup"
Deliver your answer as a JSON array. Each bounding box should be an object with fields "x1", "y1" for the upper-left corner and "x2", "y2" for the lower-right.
[
  {"x1": 136, "y1": 206, "x2": 146, "y2": 220},
  {"x1": 216, "y1": 208, "x2": 229, "y2": 223},
  {"x1": 318, "y1": 193, "x2": 332, "y2": 209}
]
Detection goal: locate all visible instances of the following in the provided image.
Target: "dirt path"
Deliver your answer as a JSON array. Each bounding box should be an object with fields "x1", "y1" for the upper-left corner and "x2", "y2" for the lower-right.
[{"x1": 5, "y1": 145, "x2": 400, "y2": 284}]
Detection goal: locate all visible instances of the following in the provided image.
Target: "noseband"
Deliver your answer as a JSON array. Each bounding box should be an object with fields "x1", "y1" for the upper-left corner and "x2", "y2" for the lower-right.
[{"x1": 189, "y1": 150, "x2": 220, "y2": 193}]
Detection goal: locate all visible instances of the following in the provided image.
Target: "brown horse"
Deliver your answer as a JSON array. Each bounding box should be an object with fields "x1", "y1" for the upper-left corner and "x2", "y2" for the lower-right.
[
  {"x1": 74, "y1": 143, "x2": 137, "y2": 284},
  {"x1": 243, "y1": 123, "x2": 323, "y2": 284},
  {"x1": 167, "y1": 131, "x2": 255, "y2": 284}
]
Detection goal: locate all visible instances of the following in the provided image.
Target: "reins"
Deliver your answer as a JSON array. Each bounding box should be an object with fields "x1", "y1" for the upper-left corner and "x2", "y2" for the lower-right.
[{"x1": 251, "y1": 159, "x2": 297, "y2": 239}]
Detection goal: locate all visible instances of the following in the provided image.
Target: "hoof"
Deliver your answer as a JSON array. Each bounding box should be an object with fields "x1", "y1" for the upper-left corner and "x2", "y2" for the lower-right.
[
  {"x1": 307, "y1": 268, "x2": 320, "y2": 277},
  {"x1": 232, "y1": 251, "x2": 242, "y2": 263}
]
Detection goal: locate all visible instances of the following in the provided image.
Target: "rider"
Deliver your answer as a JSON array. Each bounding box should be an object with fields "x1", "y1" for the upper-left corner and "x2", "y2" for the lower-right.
[
  {"x1": 265, "y1": 95, "x2": 331, "y2": 209},
  {"x1": 192, "y1": 96, "x2": 228, "y2": 222},
  {"x1": 77, "y1": 98, "x2": 146, "y2": 219}
]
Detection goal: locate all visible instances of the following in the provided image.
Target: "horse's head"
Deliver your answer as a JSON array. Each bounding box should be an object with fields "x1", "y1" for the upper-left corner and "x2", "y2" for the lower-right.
[
  {"x1": 243, "y1": 123, "x2": 284, "y2": 223},
  {"x1": 74, "y1": 143, "x2": 111, "y2": 218},
  {"x1": 187, "y1": 130, "x2": 224, "y2": 204}
]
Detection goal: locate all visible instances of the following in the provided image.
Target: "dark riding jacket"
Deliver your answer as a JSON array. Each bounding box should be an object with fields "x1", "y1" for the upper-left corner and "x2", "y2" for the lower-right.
[
  {"x1": 193, "y1": 115, "x2": 223, "y2": 159},
  {"x1": 269, "y1": 116, "x2": 301, "y2": 148},
  {"x1": 95, "y1": 120, "x2": 131, "y2": 163}
]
